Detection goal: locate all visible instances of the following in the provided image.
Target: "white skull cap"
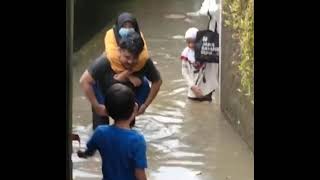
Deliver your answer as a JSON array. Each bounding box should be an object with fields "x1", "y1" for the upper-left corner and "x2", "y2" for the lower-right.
[{"x1": 185, "y1": 27, "x2": 199, "y2": 40}]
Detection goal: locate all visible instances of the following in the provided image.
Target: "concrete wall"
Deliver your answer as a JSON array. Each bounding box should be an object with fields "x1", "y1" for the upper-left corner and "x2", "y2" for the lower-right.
[
  {"x1": 221, "y1": 1, "x2": 254, "y2": 151},
  {"x1": 73, "y1": 0, "x2": 136, "y2": 51},
  {"x1": 74, "y1": 0, "x2": 115, "y2": 51}
]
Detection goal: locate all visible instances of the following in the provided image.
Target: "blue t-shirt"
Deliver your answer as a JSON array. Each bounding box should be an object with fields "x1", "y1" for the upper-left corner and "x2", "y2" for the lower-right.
[{"x1": 86, "y1": 125, "x2": 147, "y2": 180}]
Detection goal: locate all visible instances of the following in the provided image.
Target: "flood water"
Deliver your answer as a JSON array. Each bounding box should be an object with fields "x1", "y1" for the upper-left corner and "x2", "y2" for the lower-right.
[{"x1": 71, "y1": 0, "x2": 254, "y2": 179}]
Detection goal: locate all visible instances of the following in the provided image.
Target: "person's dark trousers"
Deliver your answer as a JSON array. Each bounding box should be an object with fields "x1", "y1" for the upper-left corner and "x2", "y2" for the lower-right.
[{"x1": 92, "y1": 77, "x2": 150, "y2": 130}]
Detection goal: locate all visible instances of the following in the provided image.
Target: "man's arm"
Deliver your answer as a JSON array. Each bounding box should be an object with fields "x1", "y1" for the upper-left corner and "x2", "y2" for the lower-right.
[
  {"x1": 137, "y1": 60, "x2": 162, "y2": 115},
  {"x1": 80, "y1": 70, "x2": 107, "y2": 116},
  {"x1": 145, "y1": 79, "x2": 162, "y2": 107},
  {"x1": 137, "y1": 79, "x2": 162, "y2": 115}
]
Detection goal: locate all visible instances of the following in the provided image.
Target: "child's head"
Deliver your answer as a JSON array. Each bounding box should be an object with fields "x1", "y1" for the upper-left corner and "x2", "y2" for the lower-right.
[
  {"x1": 185, "y1": 27, "x2": 199, "y2": 49},
  {"x1": 104, "y1": 83, "x2": 138, "y2": 121}
]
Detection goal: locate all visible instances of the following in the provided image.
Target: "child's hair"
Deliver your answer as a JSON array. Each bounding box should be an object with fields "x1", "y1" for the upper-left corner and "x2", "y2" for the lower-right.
[
  {"x1": 104, "y1": 83, "x2": 135, "y2": 121},
  {"x1": 119, "y1": 32, "x2": 144, "y2": 58}
]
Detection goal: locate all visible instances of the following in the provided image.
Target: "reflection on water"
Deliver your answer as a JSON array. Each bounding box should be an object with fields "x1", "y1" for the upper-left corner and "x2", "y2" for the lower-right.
[
  {"x1": 164, "y1": 14, "x2": 186, "y2": 19},
  {"x1": 172, "y1": 35, "x2": 185, "y2": 39},
  {"x1": 168, "y1": 151, "x2": 204, "y2": 158},
  {"x1": 150, "y1": 166, "x2": 201, "y2": 180},
  {"x1": 73, "y1": 169, "x2": 102, "y2": 179},
  {"x1": 72, "y1": 0, "x2": 253, "y2": 179},
  {"x1": 164, "y1": 160, "x2": 204, "y2": 166}
]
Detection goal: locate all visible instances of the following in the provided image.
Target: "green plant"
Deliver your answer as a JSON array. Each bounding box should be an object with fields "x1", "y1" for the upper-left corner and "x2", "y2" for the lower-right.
[{"x1": 223, "y1": 0, "x2": 254, "y2": 103}]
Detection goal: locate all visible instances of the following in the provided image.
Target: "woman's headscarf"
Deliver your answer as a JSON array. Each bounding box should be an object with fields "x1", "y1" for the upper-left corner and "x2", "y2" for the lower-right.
[{"x1": 113, "y1": 12, "x2": 141, "y2": 45}]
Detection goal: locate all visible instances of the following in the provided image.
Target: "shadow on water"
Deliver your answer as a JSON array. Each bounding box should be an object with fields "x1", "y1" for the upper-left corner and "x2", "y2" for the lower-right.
[{"x1": 72, "y1": 0, "x2": 254, "y2": 179}]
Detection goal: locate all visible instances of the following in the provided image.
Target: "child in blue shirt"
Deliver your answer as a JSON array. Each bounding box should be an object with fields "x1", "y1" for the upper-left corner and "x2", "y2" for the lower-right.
[{"x1": 78, "y1": 83, "x2": 148, "y2": 180}]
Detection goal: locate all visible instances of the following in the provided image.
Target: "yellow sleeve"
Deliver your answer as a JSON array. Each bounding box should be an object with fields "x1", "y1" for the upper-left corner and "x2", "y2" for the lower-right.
[{"x1": 105, "y1": 29, "x2": 125, "y2": 73}]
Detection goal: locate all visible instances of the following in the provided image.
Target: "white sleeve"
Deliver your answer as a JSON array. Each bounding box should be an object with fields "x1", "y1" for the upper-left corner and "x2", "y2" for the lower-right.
[
  {"x1": 197, "y1": 0, "x2": 220, "y2": 34},
  {"x1": 181, "y1": 47, "x2": 188, "y2": 58},
  {"x1": 198, "y1": 0, "x2": 219, "y2": 16},
  {"x1": 181, "y1": 61, "x2": 194, "y2": 87}
]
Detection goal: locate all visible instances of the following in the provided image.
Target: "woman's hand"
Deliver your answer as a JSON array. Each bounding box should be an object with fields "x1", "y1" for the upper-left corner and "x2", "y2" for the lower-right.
[
  {"x1": 128, "y1": 75, "x2": 142, "y2": 87},
  {"x1": 113, "y1": 70, "x2": 133, "y2": 82}
]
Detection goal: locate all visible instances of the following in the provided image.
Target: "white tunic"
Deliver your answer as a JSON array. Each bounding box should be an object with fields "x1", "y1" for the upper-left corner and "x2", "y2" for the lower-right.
[{"x1": 181, "y1": 47, "x2": 219, "y2": 98}]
